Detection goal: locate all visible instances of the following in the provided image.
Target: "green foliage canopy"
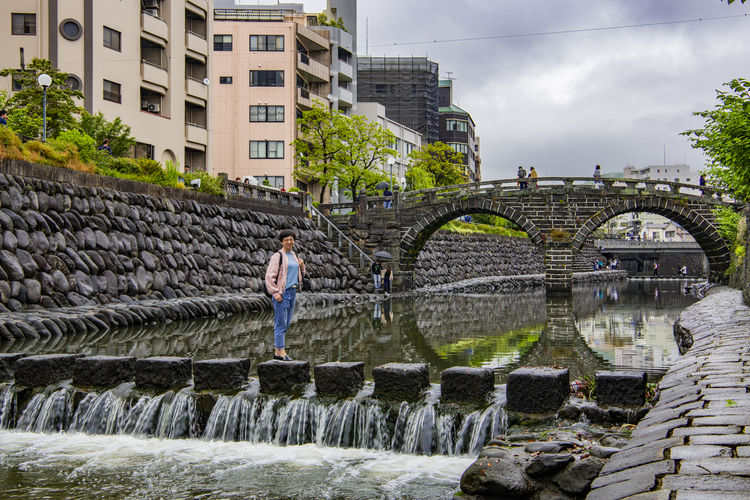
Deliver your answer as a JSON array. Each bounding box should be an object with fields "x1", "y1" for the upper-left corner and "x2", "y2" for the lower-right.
[
  {"x1": 683, "y1": 78, "x2": 750, "y2": 201},
  {"x1": 335, "y1": 114, "x2": 396, "y2": 197},
  {"x1": 0, "y1": 58, "x2": 83, "y2": 138},
  {"x1": 292, "y1": 102, "x2": 346, "y2": 196},
  {"x1": 77, "y1": 111, "x2": 136, "y2": 157},
  {"x1": 407, "y1": 141, "x2": 467, "y2": 187}
]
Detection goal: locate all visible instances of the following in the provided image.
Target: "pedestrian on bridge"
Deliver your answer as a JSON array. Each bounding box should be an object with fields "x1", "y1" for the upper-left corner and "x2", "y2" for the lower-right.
[
  {"x1": 517, "y1": 166, "x2": 528, "y2": 190},
  {"x1": 593, "y1": 164, "x2": 602, "y2": 188},
  {"x1": 528, "y1": 166, "x2": 538, "y2": 188},
  {"x1": 652, "y1": 261, "x2": 659, "y2": 278}
]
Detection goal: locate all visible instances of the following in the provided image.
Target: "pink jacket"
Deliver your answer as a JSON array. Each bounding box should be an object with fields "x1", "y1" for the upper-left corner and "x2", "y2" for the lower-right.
[{"x1": 265, "y1": 250, "x2": 305, "y2": 296}]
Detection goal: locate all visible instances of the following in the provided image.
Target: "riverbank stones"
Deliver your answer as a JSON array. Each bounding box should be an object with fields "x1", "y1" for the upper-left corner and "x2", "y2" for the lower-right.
[
  {"x1": 73, "y1": 356, "x2": 136, "y2": 388},
  {"x1": 596, "y1": 370, "x2": 647, "y2": 406},
  {"x1": 257, "y1": 360, "x2": 310, "y2": 394},
  {"x1": 193, "y1": 358, "x2": 251, "y2": 391},
  {"x1": 135, "y1": 356, "x2": 192, "y2": 391},
  {"x1": 440, "y1": 366, "x2": 495, "y2": 403},
  {"x1": 314, "y1": 361, "x2": 364, "y2": 396},
  {"x1": 13, "y1": 353, "x2": 81, "y2": 387},
  {"x1": 372, "y1": 362, "x2": 429, "y2": 401},
  {"x1": 0, "y1": 353, "x2": 25, "y2": 382},
  {"x1": 507, "y1": 367, "x2": 569, "y2": 413}
]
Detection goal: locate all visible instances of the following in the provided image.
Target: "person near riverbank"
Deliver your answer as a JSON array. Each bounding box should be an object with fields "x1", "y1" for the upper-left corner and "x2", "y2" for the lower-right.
[
  {"x1": 680, "y1": 265, "x2": 687, "y2": 277},
  {"x1": 383, "y1": 265, "x2": 393, "y2": 296},
  {"x1": 517, "y1": 166, "x2": 527, "y2": 190},
  {"x1": 383, "y1": 186, "x2": 393, "y2": 208},
  {"x1": 97, "y1": 139, "x2": 112, "y2": 155},
  {"x1": 371, "y1": 260, "x2": 382, "y2": 292},
  {"x1": 652, "y1": 261, "x2": 659, "y2": 277},
  {"x1": 265, "y1": 229, "x2": 306, "y2": 361},
  {"x1": 699, "y1": 173, "x2": 706, "y2": 195}
]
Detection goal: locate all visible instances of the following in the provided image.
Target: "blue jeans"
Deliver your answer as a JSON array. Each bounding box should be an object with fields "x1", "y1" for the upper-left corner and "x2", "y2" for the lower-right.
[
  {"x1": 273, "y1": 287, "x2": 297, "y2": 349},
  {"x1": 372, "y1": 273, "x2": 381, "y2": 289}
]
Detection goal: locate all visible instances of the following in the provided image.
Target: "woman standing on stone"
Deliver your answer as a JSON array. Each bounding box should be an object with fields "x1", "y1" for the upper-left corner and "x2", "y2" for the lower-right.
[{"x1": 265, "y1": 229, "x2": 306, "y2": 361}]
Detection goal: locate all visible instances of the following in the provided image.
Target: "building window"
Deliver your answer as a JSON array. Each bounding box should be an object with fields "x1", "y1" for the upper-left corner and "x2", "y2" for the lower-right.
[
  {"x1": 250, "y1": 35, "x2": 284, "y2": 51},
  {"x1": 219, "y1": 76, "x2": 233, "y2": 84},
  {"x1": 135, "y1": 142, "x2": 154, "y2": 160},
  {"x1": 64, "y1": 75, "x2": 82, "y2": 91},
  {"x1": 213, "y1": 34, "x2": 232, "y2": 51},
  {"x1": 249, "y1": 70, "x2": 284, "y2": 87},
  {"x1": 59, "y1": 19, "x2": 82, "y2": 41},
  {"x1": 404, "y1": 142, "x2": 416, "y2": 156},
  {"x1": 11, "y1": 13, "x2": 35, "y2": 35},
  {"x1": 448, "y1": 142, "x2": 469, "y2": 155},
  {"x1": 250, "y1": 105, "x2": 284, "y2": 122},
  {"x1": 250, "y1": 140, "x2": 284, "y2": 159},
  {"x1": 446, "y1": 119, "x2": 468, "y2": 132},
  {"x1": 103, "y1": 79, "x2": 121, "y2": 103},
  {"x1": 261, "y1": 175, "x2": 285, "y2": 189},
  {"x1": 11, "y1": 74, "x2": 23, "y2": 91},
  {"x1": 103, "y1": 26, "x2": 121, "y2": 51}
]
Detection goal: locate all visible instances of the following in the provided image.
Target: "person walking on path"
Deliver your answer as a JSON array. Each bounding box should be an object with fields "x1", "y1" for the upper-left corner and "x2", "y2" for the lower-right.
[
  {"x1": 593, "y1": 164, "x2": 602, "y2": 188},
  {"x1": 680, "y1": 265, "x2": 688, "y2": 278},
  {"x1": 97, "y1": 139, "x2": 112, "y2": 155},
  {"x1": 371, "y1": 260, "x2": 382, "y2": 292},
  {"x1": 652, "y1": 261, "x2": 659, "y2": 278},
  {"x1": 699, "y1": 173, "x2": 706, "y2": 196},
  {"x1": 265, "y1": 229, "x2": 306, "y2": 361},
  {"x1": 383, "y1": 187, "x2": 393, "y2": 208},
  {"x1": 517, "y1": 166, "x2": 527, "y2": 190},
  {"x1": 383, "y1": 265, "x2": 393, "y2": 296},
  {"x1": 528, "y1": 166, "x2": 538, "y2": 188}
]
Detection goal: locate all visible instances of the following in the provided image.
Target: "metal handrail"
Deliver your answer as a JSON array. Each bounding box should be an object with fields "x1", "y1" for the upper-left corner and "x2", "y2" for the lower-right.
[{"x1": 310, "y1": 204, "x2": 374, "y2": 268}]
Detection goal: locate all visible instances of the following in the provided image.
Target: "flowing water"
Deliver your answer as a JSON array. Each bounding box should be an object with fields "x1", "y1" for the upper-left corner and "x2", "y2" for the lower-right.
[{"x1": 0, "y1": 279, "x2": 698, "y2": 498}]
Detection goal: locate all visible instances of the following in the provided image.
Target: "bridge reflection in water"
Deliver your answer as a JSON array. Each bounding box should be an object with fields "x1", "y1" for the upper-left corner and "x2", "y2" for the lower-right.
[{"x1": 0, "y1": 282, "x2": 698, "y2": 384}]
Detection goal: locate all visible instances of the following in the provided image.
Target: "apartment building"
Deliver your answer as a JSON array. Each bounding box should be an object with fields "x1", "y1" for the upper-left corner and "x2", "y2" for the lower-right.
[
  {"x1": 211, "y1": 2, "x2": 356, "y2": 192},
  {"x1": 623, "y1": 163, "x2": 700, "y2": 185},
  {"x1": 438, "y1": 79, "x2": 480, "y2": 181},
  {"x1": 0, "y1": 0, "x2": 212, "y2": 170}
]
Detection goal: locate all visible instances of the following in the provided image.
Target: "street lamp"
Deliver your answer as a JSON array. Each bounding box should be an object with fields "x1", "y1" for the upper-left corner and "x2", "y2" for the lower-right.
[
  {"x1": 387, "y1": 157, "x2": 395, "y2": 190},
  {"x1": 37, "y1": 73, "x2": 52, "y2": 142}
]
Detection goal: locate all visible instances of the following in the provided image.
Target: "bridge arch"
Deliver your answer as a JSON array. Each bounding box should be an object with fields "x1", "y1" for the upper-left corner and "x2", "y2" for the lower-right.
[
  {"x1": 399, "y1": 197, "x2": 543, "y2": 285},
  {"x1": 571, "y1": 197, "x2": 732, "y2": 281}
]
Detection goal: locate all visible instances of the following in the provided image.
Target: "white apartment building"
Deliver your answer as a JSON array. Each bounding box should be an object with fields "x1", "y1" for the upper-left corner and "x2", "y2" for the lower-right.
[
  {"x1": 0, "y1": 0, "x2": 212, "y2": 170},
  {"x1": 623, "y1": 163, "x2": 700, "y2": 185}
]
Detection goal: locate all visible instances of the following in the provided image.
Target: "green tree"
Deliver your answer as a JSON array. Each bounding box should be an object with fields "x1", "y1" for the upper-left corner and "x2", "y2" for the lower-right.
[
  {"x1": 0, "y1": 58, "x2": 83, "y2": 139},
  {"x1": 682, "y1": 78, "x2": 750, "y2": 201},
  {"x1": 407, "y1": 141, "x2": 467, "y2": 187},
  {"x1": 77, "y1": 111, "x2": 136, "y2": 157},
  {"x1": 292, "y1": 102, "x2": 346, "y2": 199},
  {"x1": 404, "y1": 164, "x2": 435, "y2": 191},
  {"x1": 335, "y1": 114, "x2": 396, "y2": 197}
]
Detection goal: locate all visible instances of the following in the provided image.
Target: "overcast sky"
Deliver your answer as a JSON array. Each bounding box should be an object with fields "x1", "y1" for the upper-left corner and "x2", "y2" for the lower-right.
[{"x1": 301, "y1": 0, "x2": 750, "y2": 180}]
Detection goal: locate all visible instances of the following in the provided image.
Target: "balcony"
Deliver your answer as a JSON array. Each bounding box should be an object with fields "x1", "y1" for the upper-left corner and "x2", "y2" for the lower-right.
[
  {"x1": 141, "y1": 61, "x2": 168, "y2": 90},
  {"x1": 338, "y1": 88, "x2": 353, "y2": 107},
  {"x1": 141, "y1": 11, "x2": 168, "y2": 43},
  {"x1": 185, "y1": 77, "x2": 207, "y2": 102},
  {"x1": 296, "y1": 25, "x2": 328, "y2": 51},
  {"x1": 186, "y1": 31, "x2": 208, "y2": 60},
  {"x1": 297, "y1": 52, "x2": 328, "y2": 83},
  {"x1": 337, "y1": 60, "x2": 353, "y2": 81},
  {"x1": 186, "y1": 0, "x2": 208, "y2": 17},
  {"x1": 185, "y1": 123, "x2": 207, "y2": 147},
  {"x1": 297, "y1": 87, "x2": 329, "y2": 110}
]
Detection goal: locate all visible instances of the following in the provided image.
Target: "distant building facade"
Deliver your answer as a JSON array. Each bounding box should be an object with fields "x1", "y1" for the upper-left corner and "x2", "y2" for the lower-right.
[
  {"x1": 0, "y1": 0, "x2": 212, "y2": 170},
  {"x1": 623, "y1": 164, "x2": 699, "y2": 185},
  {"x1": 357, "y1": 56, "x2": 440, "y2": 144},
  {"x1": 438, "y1": 79, "x2": 480, "y2": 181}
]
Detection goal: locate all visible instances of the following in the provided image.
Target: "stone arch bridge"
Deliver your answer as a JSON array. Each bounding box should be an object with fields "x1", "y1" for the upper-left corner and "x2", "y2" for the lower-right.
[{"x1": 318, "y1": 177, "x2": 743, "y2": 294}]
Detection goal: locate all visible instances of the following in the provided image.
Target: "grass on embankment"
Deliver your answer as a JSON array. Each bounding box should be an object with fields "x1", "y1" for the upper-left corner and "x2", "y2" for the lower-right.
[{"x1": 441, "y1": 219, "x2": 529, "y2": 238}]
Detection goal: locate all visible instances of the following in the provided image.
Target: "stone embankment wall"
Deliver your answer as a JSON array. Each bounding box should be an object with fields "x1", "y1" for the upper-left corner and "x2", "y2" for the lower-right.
[
  {"x1": 0, "y1": 170, "x2": 364, "y2": 313},
  {"x1": 413, "y1": 231, "x2": 606, "y2": 287}
]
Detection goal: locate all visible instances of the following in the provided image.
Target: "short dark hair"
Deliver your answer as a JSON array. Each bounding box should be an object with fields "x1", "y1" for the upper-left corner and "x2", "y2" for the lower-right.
[
  {"x1": 278, "y1": 229, "x2": 296, "y2": 241},
  {"x1": 0, "y1": 110, "x2": 6, "y2": 116}
]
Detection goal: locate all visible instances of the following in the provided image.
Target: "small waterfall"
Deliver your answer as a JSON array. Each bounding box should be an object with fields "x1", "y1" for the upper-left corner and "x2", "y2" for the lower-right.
[
  {"x1": 127, "y1": 389, "x2": 196, "y2": 439},
  {"x1": 69, "y1": 383, "x2": 134, "y2": 435},
  {"x1": 0, "y1": 383, "x2": 15, "y2": 429},
  {"x1": 16, "y1": 386, "x2": 73, "y2": 433}
]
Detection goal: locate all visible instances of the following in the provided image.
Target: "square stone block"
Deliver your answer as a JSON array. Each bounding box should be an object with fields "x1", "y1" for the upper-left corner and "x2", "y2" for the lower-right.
[
  {"x1": 314, "y1": 362, "x2": 364, "y2": 396},
  {"x1": 135, "y1": 357, "x2": 192, "y2": 392},
  {"x1": 14, "y1": 354, "x2": 82, "y2": 387},
  {"x1": 194, "y1": 358, "x2": 251, "y2": 391},
  {"x1": 596, "y1": 370, "x2": 647, "y2": 406},
  {"x1": 506, "y1": 367, "x2": 569, "y2": 413},
  {"x1": 373, "y1": 363, "x2": 429, "y2": 400},
  {"x1": 441, "y1": 366, "x2": 495, "y2": 403},
  {"x1": 74, "y1": 356, "x2": 136, "y2": 388},
  {"x1": 257, "y1": 360, "x2": 310, "y2": 394},
  {"x1": 0, "y1": 353, "x2": 26, "y2": 382}
]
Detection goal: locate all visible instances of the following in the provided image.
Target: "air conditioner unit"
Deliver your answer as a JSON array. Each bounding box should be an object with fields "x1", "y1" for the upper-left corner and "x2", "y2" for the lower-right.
[
  {"x1": 143, "y1": 7, "x2": 159, "y2": 16},
  {"x1": 141, "y1": 100, "x2": 149, "y2": 110},
  {"x1": 143, "y1": 0, "x2": 159, "y2": 8},
  {"x1": 147, "y1": 103, "x2": 160, "y2": 113}
]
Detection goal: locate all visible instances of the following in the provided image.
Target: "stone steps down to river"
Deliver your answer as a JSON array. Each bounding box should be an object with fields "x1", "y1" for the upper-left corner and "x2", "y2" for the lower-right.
[
  {"x1": 413, "y1": 231, "x2": 606, "y2": 288},
  {"x1": 0, "y1": 172, "x2": 366, "y2": 314}
]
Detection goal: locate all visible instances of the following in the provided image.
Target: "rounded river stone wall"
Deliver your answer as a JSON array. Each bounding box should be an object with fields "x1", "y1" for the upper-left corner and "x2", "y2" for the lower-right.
[
  {"x1": 413, "y1": 231, "x2": 605, "y2": 288},
  {"x1": 0, "y1": 172, "x2": 365, "y2": 313}
]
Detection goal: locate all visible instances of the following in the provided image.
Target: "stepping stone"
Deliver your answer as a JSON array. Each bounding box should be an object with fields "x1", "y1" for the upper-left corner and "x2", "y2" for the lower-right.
[
  {"x1": 440, "y1": 366, "x2": 495, "y2": 403},
  {"x1": 193, "y1": 358, "x2": 251, "y2": 391},
  {"x1": 314, "y1": 362, "x2": 364, "y2": 396},
  {"x1": 372, "y1": 362, "x2": 429, "y2": 401},
  {"x1": 506, "y1": 367, "x2": 569, "y2": 413},
  {"x1": 596, "y1": 370, "x2": 647, "y2": 406},
  {"x1": 74, "y1": 356, "x2": 136, "y2": 388},
  {"x1": 14, "y1": 354, "x2": 81, "y2": 387},
  {"x1": 257, "y1": 360, "x2": 310, "y2": 394},
  {"x1": 135, "y1": 356, "x2": 192, "y2": 392},
  {"x1": 0, "y1": 353, "x2": 26, "y2": 382}
]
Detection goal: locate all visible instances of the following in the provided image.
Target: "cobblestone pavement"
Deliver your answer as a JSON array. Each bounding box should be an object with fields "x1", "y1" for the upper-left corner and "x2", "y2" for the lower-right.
[{"x1": 587, "y1": 287, "x2": 750, "y2": 500}]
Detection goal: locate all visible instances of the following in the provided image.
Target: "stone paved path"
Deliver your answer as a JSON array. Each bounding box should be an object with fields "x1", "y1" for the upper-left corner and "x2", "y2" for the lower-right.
[{"x1": 587, "y1": 287, "x2": 750, "y2": 500}]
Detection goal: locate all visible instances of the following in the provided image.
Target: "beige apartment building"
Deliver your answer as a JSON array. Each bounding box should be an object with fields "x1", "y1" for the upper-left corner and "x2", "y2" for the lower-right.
[
  {"x1": 211, "y1": 3, "x2": 359, "y2": 193},
  {"x1": 0, "y1": 0, "x2": 211, "y2": 170}
]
